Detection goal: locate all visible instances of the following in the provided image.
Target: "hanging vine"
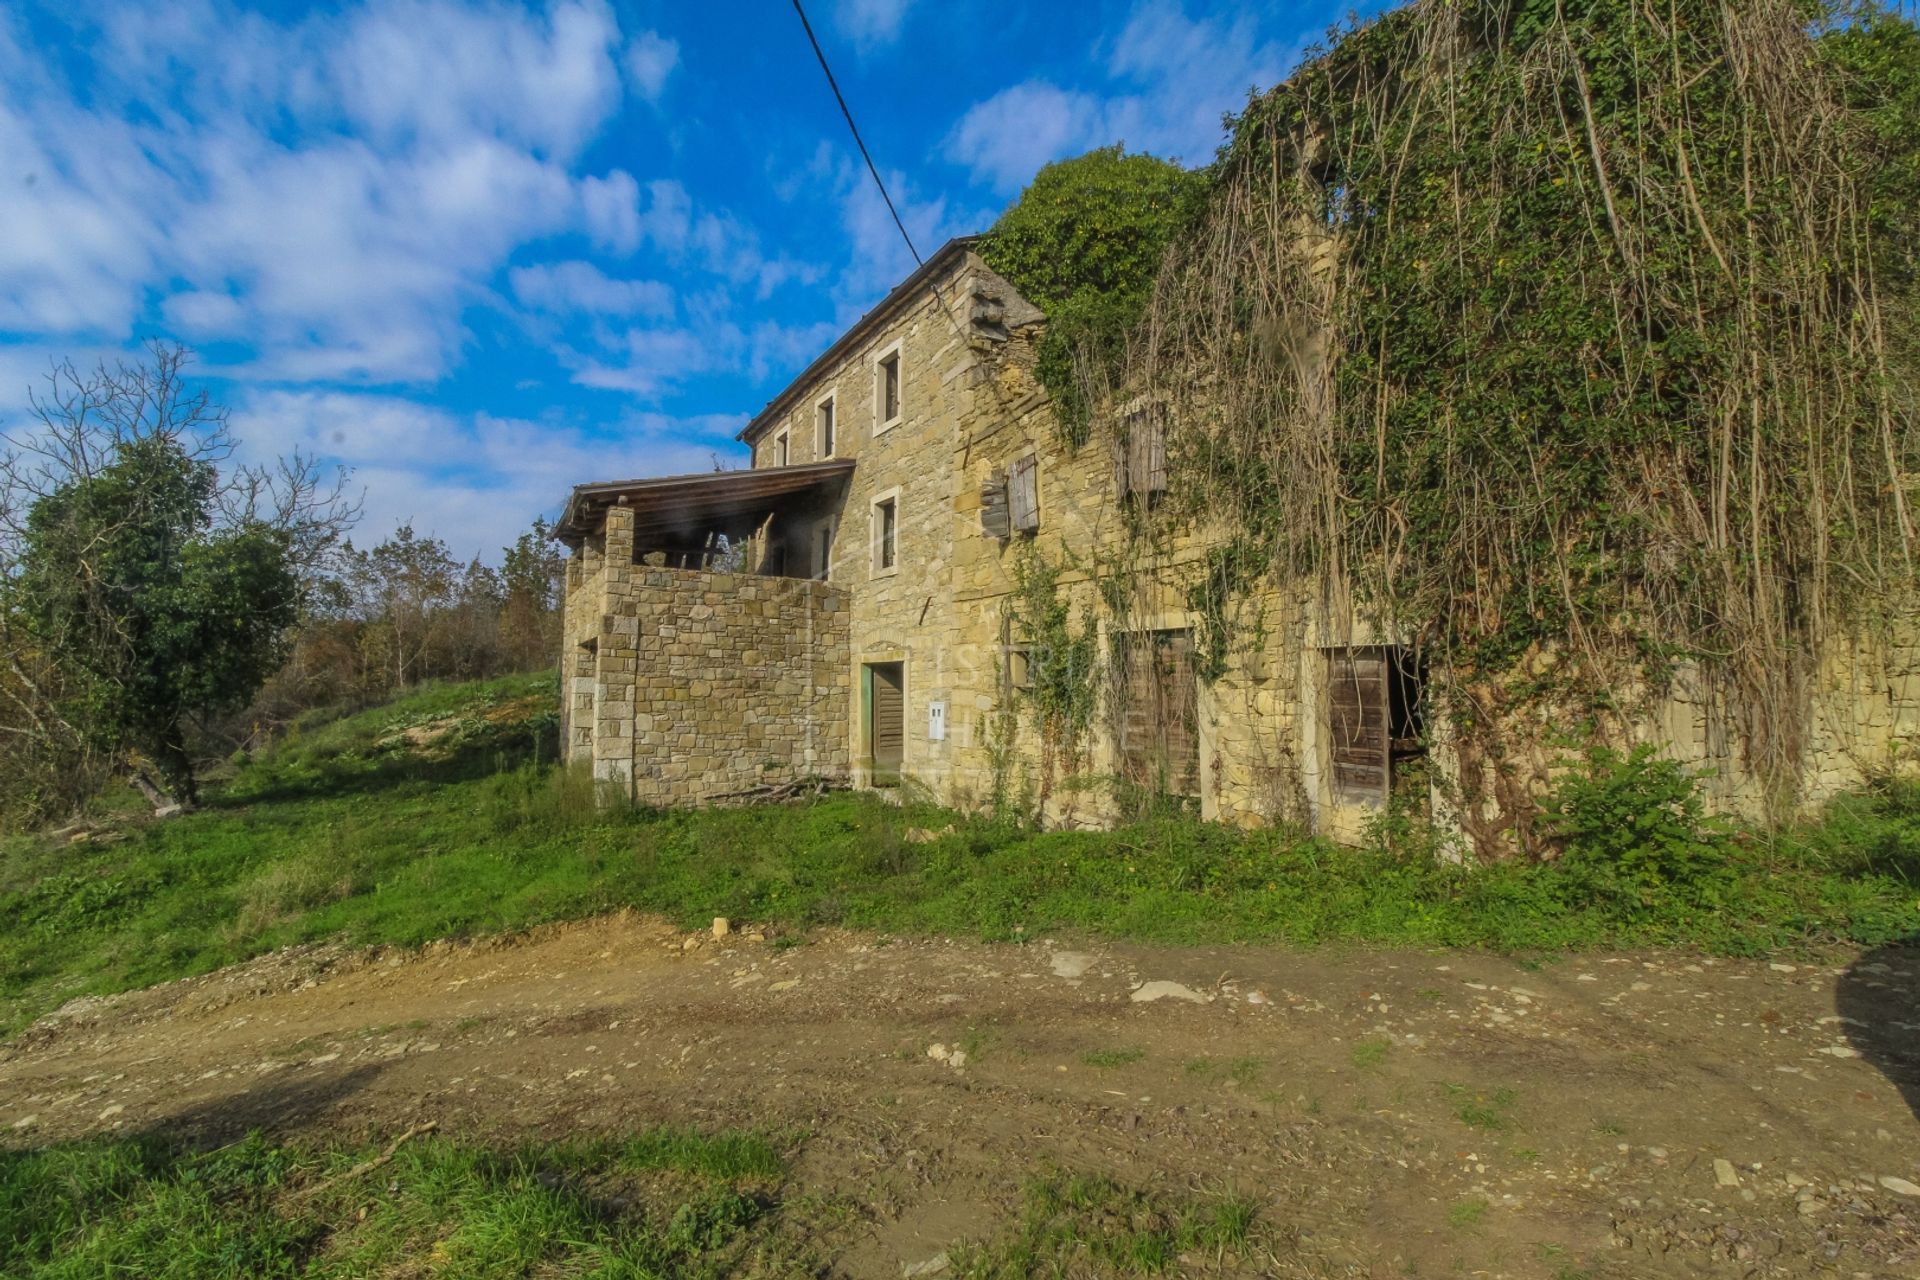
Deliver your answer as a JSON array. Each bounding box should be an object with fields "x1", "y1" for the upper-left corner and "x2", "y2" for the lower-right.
[
  {"x1": 1113, "y1": 0, "x2": 1920, "y2": 851},
  {"x1": 994, "y1": 544, "x2": 1101, "y2": 809}
]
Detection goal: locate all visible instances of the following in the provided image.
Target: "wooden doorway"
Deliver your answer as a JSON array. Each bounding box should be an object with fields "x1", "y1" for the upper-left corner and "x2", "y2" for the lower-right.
[
  {"x1": 867, "y1": 661, "x2": 905, "y2": 784},
  {"x1": 1115, "y1": 629, "x2": 1198, "y2": 798},
  {"x1": 1326, "y1": 646, "x2": 1426, "y2": 806}
]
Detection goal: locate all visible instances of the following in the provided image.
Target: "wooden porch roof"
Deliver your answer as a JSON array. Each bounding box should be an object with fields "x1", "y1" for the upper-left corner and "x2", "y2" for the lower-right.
[{"x1": 554, "y1": 459, "x2": 855, "y2": 547}]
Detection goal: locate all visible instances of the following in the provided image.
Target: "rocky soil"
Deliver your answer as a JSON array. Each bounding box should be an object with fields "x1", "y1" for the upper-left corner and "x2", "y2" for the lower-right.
[{"x1": 3, "y1": 916, "x2": 1915, "y2": 1278}]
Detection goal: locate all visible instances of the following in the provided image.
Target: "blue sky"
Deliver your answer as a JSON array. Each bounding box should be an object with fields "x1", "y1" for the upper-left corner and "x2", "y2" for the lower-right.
[{"x1": 0, "y1": 0, "x2": 1371, "y2": 560}]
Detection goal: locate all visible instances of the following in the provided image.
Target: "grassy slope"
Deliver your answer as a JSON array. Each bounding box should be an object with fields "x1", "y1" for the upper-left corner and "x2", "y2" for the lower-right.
[{"x1": 2, "y1": 672, "x2": 1917, "y2": 1038}]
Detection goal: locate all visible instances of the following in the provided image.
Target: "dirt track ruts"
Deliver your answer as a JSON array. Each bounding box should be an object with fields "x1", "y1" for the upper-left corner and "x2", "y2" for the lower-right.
[{"x1": 4, "y1": 916, "x2": 1916, "y2": 1277}]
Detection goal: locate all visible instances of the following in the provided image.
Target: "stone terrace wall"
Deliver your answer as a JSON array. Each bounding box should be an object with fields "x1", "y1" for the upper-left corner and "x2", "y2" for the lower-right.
[{"x1": 624, "y1": 566, "x2": 851, "y2": 804}]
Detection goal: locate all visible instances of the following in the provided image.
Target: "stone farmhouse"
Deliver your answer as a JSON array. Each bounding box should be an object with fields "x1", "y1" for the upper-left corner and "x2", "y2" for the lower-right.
[{"x1": 556, "y1": 236, "x2": 1920, "y2": 840}]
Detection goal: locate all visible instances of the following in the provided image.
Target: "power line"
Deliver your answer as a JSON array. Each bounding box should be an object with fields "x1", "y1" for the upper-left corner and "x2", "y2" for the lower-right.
[{"x1": 789, "y1": 0, "x2": 922, "y2": 267}]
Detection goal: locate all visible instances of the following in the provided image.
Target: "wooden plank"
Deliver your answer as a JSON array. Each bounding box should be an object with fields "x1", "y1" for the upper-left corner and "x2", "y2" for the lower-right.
[{"x1": 1009, "y1": 455, "x2": 1039, "y2": 532}]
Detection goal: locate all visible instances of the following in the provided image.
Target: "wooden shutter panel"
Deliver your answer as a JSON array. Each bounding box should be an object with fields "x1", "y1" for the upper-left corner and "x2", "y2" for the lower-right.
[
  {"x1": 871, "y1": 664, "x2": 904, "y2": 774},
  {"x1": 1123, "y1": 409, "x2": 1168, "y2": 498},
  {"x1": 1328, "y1": 649, "x2": 1389, "y2": 803},
  {"x1": 980, "y1": 468, "x2": 1011, "y2": 538},
  {"x1": 1009, "y1": 455, "x2": 1039, "y2": 533}
]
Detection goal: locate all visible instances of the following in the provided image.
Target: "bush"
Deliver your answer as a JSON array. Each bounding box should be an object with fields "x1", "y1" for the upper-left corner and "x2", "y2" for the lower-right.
[{"x1": 1542, "y1": 745, "x2": 1732, "y2": 914}]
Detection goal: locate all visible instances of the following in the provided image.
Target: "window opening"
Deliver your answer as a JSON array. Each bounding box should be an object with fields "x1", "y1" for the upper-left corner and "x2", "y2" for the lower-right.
[
  {"x1": 1009, "y1": 454, "x2": 1039, "y2": 533},
  {"x1": 814, "y1": 518, "x2": 835, "y2": 580},
  {"x1": 878, "y1": 350, "x2": 901, "y2": 426},
  {"x1": 873, "y1": 495, "x2": 897, "y2": 572},
  {"x1": 1120, "y1": 406, "x2": 1167, "y2": 501}
]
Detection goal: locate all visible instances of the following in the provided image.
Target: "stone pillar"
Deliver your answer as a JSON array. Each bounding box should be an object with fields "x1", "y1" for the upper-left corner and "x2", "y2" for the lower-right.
[{"x1": 593, "y1": 505, "x2": 639, "y2": 798}]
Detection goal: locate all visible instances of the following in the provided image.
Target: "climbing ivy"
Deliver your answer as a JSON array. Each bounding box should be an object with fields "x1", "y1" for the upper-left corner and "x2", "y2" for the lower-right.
[
  {"x1": 980, "y1": 147, "x2": 1208, "y2": 446},
  {"x1": 997, "y1": 545, "x2": 1100, "y2": 807},
  {"x1": 1106, "y1": 0, "x2": 1920, "y2": 846}
]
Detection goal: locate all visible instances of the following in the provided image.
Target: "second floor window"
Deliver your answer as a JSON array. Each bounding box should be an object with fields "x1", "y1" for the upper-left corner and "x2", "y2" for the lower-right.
[
  {"x1": 877, "y1": 349, "x2": 901, "y2": 428},
  {"x1": 873, "y1": 495, "x2": 897, "y2": 572},
  {"x1": 776, "y1": 429, "x2": 789, "y2": 467},
  {"x1": 818, "y1": 396, "x2": 836, "y2": 457}
]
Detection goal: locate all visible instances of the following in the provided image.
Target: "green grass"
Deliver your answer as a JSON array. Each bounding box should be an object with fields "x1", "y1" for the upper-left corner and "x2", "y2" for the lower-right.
[
  {"x1": 1081, "y1": 1046, "x2": 1146, "y2": 1069},
  {"x1": 3, "y1": 672, "x2": 1917, "y2": 1036},
  {"x1": 954, "y1": 1173, "x2": 1262, "y2": 1277},
  {"x1": 0, "y1": 1124, "x2": 795, "y2": 1279},
  {"x1": 1450, "y1": 1085, "x2": 1520, "y2": 1131},
  {"x1": 1350, "y1": 1038, "x2": 1390, "y2": 1069}
]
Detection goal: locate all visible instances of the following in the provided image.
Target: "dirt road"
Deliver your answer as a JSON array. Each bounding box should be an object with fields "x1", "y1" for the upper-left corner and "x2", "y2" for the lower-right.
[{"x1": 3, "y1": 917, "x2": 1915, "y2": 1277}]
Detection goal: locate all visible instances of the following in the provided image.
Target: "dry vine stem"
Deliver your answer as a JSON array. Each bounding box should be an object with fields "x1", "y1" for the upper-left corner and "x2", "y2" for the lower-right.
[{"x1": 1104, "y1": 0, "x2": 1917, "y2": 854}]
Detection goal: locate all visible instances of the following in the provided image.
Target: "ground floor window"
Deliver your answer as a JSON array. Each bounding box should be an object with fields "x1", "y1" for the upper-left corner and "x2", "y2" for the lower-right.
[{"x1": 813, "y1": 518, "x2": 835, "y2": 580}]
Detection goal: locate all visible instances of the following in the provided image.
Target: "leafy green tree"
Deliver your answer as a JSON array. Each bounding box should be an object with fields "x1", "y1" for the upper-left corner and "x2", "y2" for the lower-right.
[
  {"x1": 0, "y1": 345, "x2": 354, "y2": 812},
  {"x1": 981, "y1": 146, "x2": 1208, "y2": 444}
]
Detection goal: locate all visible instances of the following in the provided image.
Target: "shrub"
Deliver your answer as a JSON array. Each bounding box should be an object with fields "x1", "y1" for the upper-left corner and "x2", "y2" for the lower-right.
[{"x1": 1542, "y1": 745, "x2": 1731, "y2": 914}]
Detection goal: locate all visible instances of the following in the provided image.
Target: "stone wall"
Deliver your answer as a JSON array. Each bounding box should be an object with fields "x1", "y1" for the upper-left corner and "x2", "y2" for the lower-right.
[{"x1": 620, "y1": 566, "x2": 850, "y2": 804}]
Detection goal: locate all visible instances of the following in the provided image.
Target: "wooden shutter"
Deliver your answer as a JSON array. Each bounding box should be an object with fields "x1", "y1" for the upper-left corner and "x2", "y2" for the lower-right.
[
  {"x1": 871, "y1": 663, "x2": 904, "y2": 775},
  {"x1": 1122, "y1": 409, "x2": 1167, "y2": 498},
  {"x1": 980, "y1": 468, "x2": 1011, "y2": 538},
  {"x1": 1009, "y1": 455, "x2": 1039, "y2": 533},
  {"x1": 1117, "y1": 630, "x2": 1198, "y2": 796},
  {"x1": 1327, "y1": 649, "x2": 1388, "y2": 803}
]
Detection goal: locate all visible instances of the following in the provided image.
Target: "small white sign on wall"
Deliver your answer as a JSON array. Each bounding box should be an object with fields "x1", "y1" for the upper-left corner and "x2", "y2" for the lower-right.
[{"x1": 927, "y1": 701, "x2": 947, "y2": 741}]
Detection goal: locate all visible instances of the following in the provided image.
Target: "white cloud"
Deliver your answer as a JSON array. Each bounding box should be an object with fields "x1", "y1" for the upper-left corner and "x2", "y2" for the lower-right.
[
  {"x1": 160, "y1": 290, "x2": 247, "y2": 335},
  {"x1": 313, "y1": 0, "x2": 626, "y2": 160},
  {"x1": 624, "y1": 30, "x2": 680, "y2": 101},
  {"x1": 581, "y1": 169, "x2": 643, "y2": 255},
  {"x1": 510, "y1": 261, "x2": 674, "y2": 318},
  {"x1": 234, "y1": 388, "x2": 746, "y2": 559},
  {"x1": 946, "y1": 83, "x2": 1115, "y2": 195},
  {"x1": 0, "y1": 0, "x2": 639, "y2": 380},
  {"x1": 833, "y1": 0, "x2": 918, "y2": 51},
  {"x1": 945, "y1": 0, "x2": 1297, "y2": 192}
]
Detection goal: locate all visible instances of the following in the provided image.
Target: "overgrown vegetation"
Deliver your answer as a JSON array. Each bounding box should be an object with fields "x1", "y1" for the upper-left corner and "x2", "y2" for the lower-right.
[
  {"x1": 0, "y1": 1124, "x2": 795, "y2": 1278},
  {"x1": 980, "y1": 147, "x2": 1206, "y2": 445},
  {"x1": 1090, "y1": 0, "x2": 1920, "y2": 851},
  {"x1": 3, "y1": 676, "x2": 1913, "y2": 1037},
  {"x1": 995, "y1": 543, "x2": 1100, "y2": 811}
]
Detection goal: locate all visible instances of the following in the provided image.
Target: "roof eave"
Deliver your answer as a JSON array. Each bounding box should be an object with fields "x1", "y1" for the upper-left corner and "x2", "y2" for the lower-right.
[{"x1": 736, "y1": 235, "x2": 983, "y2": 445}]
